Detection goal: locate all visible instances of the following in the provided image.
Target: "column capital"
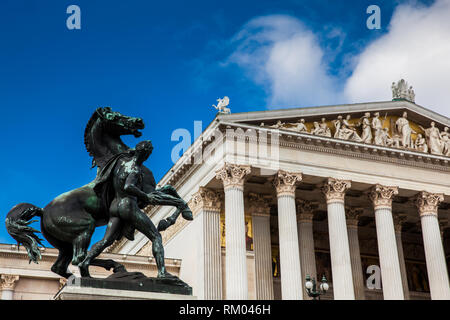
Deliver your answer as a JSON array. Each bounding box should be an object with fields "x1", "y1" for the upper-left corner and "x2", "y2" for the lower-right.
[
  {"x1": 247, "y1": 193, "x2": 272, "y2": 217},
  {"x1": 296, "y1": 199, "x2": 318, "y2": 222},
  {"x1": 393, "y1": 213, "x2": 408, "y2": 232},
  {"x1": 215, "y1": 163, "x2": 251, "y2": 191},
  {"x1": 188, "y1": 187, "x2": 222, "y2": 214},
  {"x1": 369, "y1": 184, "x2": 398, "y2": 210},
  {"x1": 320, "y1": 178, "x2": 351, "y2": 203},
  {"x1": 345, "y1": 207, "x2": 363, "y2": 227},
  {"x1": 0, "y1": 274, "x2": 19, "y2": 291},
  {"x1": 273, "y1": 170, "x2": 302, "y2": 197},
  {"x1": 415, "y1": 191, "x2": 444, "y2": 218}
]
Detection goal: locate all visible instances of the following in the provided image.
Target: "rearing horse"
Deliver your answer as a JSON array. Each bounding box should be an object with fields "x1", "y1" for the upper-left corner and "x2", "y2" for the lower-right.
[{"x1": 5, "y1": 107, "x2": 191, "y2": 278}]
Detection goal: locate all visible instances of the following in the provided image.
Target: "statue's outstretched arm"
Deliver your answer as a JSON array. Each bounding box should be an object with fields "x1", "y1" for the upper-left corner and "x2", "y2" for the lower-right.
[{"x1": 124, "y1": 171, "x2": 149, "y2": 203}]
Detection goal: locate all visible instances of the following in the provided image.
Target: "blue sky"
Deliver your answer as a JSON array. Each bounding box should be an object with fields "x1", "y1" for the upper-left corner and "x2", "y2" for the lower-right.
[{"x1": 1, "y1": 0, "x2": 446, "y2": 246}]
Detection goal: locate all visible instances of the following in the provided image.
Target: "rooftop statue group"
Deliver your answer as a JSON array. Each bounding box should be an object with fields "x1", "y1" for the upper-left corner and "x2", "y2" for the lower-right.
[
  {"x1": 391, "y1": 79, "x2": 415, "y2": 103},
  {"x1": 5, "y1": 107, "x2": 193, "y2": 279},
  {"x1": 260, "y1": 111, "x2": 450, "y2": 157}
]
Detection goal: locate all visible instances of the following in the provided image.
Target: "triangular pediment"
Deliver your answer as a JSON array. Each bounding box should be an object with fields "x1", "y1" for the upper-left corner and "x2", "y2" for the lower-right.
[
  {"x1": 217, "y1": 100, "x2": 450, "y2": 157},
  {"x1": 218, "y1": 100, "x2": 449, "y2": 127}
]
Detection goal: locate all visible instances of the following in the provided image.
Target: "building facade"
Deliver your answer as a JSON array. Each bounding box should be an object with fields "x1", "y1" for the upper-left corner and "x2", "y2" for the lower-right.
[
  {"x1": 0, "y1": 243, "x2": 181, "y2": 300},
  {"x1": 110, "y1": 98, "x2": 450, "y2": 300}
]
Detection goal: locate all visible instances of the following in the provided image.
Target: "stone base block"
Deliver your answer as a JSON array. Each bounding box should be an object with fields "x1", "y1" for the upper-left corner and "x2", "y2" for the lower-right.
[
  {"x1": 54, "y1": 285, "x2": 196, "y2": 300},
  {"x1": 54, "y1": 271, "x2": 196, "y2": 300}
]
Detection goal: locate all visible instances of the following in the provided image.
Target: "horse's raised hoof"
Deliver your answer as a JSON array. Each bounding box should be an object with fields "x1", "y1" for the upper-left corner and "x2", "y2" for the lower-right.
[
  {"x1": 157, "y1": 219, "x2": 171, "y2": 232},
  {"x1": 181, "y1": 208, "x2": 193, "y2": 221}
]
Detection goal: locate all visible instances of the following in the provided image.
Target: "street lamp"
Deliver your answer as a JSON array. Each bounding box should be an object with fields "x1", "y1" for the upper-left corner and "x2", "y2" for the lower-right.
[{"x1": 305, "y1": 274, "x2": 329, "y2": 300}]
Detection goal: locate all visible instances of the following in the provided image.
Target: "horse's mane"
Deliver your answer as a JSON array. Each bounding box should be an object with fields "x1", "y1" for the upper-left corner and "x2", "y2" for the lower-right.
[{"x1": 84, "y1": 110, "x2": 100, "y2": 160}]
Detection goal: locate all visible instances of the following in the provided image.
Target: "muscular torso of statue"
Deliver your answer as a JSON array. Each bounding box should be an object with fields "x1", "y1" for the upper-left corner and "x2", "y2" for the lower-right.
[{"x1": 110, "y1": 158, "x2": 147, "y2": 222}]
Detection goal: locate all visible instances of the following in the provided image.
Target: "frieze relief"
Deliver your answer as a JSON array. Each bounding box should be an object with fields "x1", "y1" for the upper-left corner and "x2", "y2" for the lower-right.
[{"x1": 259, "y1": 111, "x2": 450, "y2": 157}]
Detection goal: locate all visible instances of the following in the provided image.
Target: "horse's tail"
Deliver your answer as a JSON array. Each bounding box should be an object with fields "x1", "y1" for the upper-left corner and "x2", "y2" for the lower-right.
[{"x1": 5, "y1": 203, "x2": 44, "y2": 264}]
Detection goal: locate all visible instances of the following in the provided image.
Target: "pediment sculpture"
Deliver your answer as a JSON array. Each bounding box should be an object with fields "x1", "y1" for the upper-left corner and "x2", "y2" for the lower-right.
[{"x1": 259, "y1": 111, "x2": 449, "y2": 157}]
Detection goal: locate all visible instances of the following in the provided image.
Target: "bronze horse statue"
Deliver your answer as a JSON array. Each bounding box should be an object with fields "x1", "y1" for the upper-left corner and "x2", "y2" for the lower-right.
[{"x1": 5, "y1": 107, "x2": 192, "y2": 278}]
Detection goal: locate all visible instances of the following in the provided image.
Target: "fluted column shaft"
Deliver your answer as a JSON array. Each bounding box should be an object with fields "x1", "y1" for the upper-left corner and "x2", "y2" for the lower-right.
[
  {"x1": 189, "y1": 187, "x2": 223, "y2": 300},
  {"x1": 393, "y1": 214, "x2": 410, "y2": 300},
  {"x1": 248, "y1": 193, "x2": 274, "y2": 300},
  {"x1": 249, "y1": 193, "x2": 274, "y2": 300},
  {"x1": 370, "y1": 185, "x2": 404, "y2": 300},
  {"x1": 415, "y1": 192, "x2": 450, "y2": 300},
  {"x1": 216, "y1": 163, "x2": 251, "y2": 300},
  {"x1": 274, "y1": 170, "x2": 303, "y2": 300},
  {"x1": 1, "y1": 275, "x2": 19, "y2": 300},
  {"x1": 321, "y1": 178, "x2": 354, "y2": 300},
  {"x1": 346, "y1": 208, "x2": 365, "y2": 300},
  {"x1": 202, "y1": 209, "x2": 222, "y2": 299},
  {"x1": 297, "y1": 200, "x2": 318, "y2": 298}
]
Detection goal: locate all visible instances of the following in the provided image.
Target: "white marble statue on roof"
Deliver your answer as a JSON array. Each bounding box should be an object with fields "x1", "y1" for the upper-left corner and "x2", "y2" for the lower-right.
[
  {"x1": 392, "y1": 79, "x2": 415, "y2": 103},
  {"x1": 212, "y1": 96, "x2": 231, "y2": 114}
]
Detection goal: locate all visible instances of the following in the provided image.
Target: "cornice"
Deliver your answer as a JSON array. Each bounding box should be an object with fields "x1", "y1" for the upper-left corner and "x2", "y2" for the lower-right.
[{"x1": 151, "y1": 118, "x2": 450, "y2": 200}]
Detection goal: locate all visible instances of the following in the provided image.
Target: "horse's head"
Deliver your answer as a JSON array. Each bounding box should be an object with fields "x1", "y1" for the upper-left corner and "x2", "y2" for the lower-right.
[{"x1": 96, "y1": 107, "x2": 145, "y2": 138}]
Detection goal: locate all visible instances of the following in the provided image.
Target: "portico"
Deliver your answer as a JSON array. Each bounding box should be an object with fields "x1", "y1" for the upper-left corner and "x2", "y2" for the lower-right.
[{"x1": 112, "y1": 98, "x2": 450, "y2": 300}]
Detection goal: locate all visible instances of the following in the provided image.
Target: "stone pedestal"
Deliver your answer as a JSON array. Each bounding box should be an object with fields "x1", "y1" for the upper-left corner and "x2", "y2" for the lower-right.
[
  {"x1": 55, "y1": 285, "x2": 196, "y2": 300},
  {"x1": 54, "y1": 272, "x2": 195, "y2": 300}
]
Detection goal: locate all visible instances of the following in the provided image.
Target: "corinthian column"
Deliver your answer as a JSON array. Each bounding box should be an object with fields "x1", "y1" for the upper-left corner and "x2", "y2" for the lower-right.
[
  {"x1": 369, "y1": 185, "x2": 404, "y2": 300},
  {"x1": 393, "y1": 213, "x2": 410, "y2": 300},
  {"x1": 1, "y1": 275, "x2": 19, "y2": 300},
  {"x1": 216, "y1": 163, "x2": 251, "y2": 300},
  {"x1": 321, "y1": 178, "x2": 355, "y2": 300},
  {"x1": 296, "y1": 200, "x2": 318, "y2": 298},
  {"x1": 248, "y1": 193, "x2": 274, "y2": 300},
  {"x1": 189, "y1": 187, "x2": 223, "y2": 300},
  {"x1": 415, "y1": 192, "x2": 450, "y2": 300},
  {"x1": 345, "y1": 207, "x2": 365, "y2": 300},
  {"x1": 273, "y1": 170, "x2": 303, "y2": 300}
]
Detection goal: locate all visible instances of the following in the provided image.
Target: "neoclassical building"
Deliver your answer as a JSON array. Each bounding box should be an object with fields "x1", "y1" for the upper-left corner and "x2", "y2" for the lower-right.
[
  {"x1": 108, "y1": 85, "x2": 450, "y2": 300},
  {"x1": 2, "y1": 83, "x2": 449, "y2": 300}
]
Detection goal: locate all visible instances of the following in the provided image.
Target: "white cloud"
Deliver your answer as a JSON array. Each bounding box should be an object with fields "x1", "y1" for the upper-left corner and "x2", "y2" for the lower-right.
[
  {"x1": 227, "y1": 1, "x2": 450, "y2": 117},
  {"x1": 227, "y1": 15, "x2": 344, "y2": 108},
  {"x1": 345, "y1": 0, "x2": 450, "y2": 117}
]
